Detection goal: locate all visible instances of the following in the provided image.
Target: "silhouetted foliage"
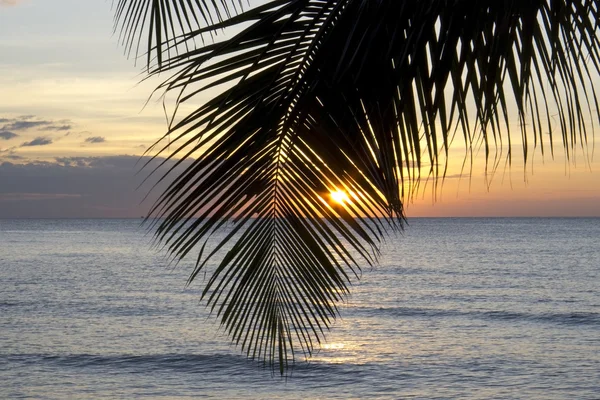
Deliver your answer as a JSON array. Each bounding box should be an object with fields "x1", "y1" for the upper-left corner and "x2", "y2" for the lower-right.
[{"x1": 114, "y1": 0, "x2": 600, "y2": 374}]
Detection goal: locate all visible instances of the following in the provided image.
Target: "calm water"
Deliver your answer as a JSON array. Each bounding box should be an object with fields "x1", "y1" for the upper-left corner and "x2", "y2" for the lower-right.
[{"x1": 1, "y1": 218, "x2": 599, "y2": 399}]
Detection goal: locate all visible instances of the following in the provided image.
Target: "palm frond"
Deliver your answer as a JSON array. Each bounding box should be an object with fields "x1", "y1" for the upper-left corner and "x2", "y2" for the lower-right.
[
  {"x1": 113, "y1": 0, "x2": 245, "y2": 66},
  {"x1": 116, "y1": 0, "x2": 600, "y2": 373}
]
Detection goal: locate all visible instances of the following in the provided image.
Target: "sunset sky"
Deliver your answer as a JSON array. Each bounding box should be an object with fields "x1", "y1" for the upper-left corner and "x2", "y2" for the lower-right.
[{"x1": 1, "y1": 0, "x2": 599, "y2": 218}]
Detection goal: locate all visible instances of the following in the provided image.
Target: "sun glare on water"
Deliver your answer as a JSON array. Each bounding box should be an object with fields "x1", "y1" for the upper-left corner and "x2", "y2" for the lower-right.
[{"x1": 330, "y1": 190, "x2": 350, "y2": 205}]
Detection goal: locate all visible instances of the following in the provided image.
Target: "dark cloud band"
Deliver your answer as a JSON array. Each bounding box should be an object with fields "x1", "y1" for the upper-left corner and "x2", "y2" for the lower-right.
[
  {"x1": 85, "y1": 136, "x2": 106, "y2": 144},
  {"x1": 0, "y1": 131, "x2": 18, "y2": 140},
  {"x1": 21, "y1": 137, "x2": 53, "y2": 147},
  {"x1": 1, "y1": 116, "x2": 73, "y2": 133},
  {"x1": 0, "y1": 155, "x2": 190, "y2": 218}
]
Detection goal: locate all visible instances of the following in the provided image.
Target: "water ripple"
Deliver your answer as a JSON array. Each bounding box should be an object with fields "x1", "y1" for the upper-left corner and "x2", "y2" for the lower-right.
[
  {"x1": 356, "y1": 306, "x2": 600, "y2": 326},
  {"x1": 4, "y1": 353, "x2": 255, "y2": 373}
]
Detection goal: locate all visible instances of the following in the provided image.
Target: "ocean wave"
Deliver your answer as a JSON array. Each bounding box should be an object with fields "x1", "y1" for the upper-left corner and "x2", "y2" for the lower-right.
[
  {"x1": 3, "y1": 353, "x2": 257, "y2": 374},
  {"x1": 1, "y1": 352, "x2": 363, "y2": 379},
  {"x1": 355, "y1": 306, "x2": 600, "y2": 326},
  {"x1": 0, "y1": 299, "x2": 174, "y2": 317}
]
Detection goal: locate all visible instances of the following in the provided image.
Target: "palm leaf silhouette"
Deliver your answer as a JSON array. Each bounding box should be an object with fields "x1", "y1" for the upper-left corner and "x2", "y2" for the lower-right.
[{"x1": 114, "y1": 0, "x2": 600, "y2": 373}]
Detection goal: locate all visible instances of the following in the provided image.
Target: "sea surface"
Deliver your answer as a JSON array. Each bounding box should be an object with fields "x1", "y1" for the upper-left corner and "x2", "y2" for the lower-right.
[{"x1": 1, "y1": 218, "x2": 599, "y2": 399}]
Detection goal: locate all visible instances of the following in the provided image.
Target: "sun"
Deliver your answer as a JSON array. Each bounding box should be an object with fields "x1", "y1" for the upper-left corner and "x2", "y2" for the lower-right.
[{"x1": 330, "y1": 190, "x2": 350, "y2": 205}]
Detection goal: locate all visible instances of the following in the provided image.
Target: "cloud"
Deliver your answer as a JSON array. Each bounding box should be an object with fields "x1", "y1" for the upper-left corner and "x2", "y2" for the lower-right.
[
  {"x1": 0, "y1": 116, "x2": 74, "y2": 132},
  {"x1": 55, "y1": 157, "x2": 92, "y2": 167},
  {"x1": 2, "y1": 120, "x2": 51, "y2": 131},
  {"x1": 2, "y1": 154, "x2": 24, "y2": 161},
  {"x1": 0, "y1": 146, "x2": 18, "y2": 156},
  {"x1": 40, "y1": 124, "x2": 72, "y2": 131},
  {"x1": 21, "y1": 137, "x2": 53, "y2": 147},
  {"x1": 54, "y1": 156, "x2": 167, "y2": 169},
  {"x1": 84, "y1": 136, "x2": 106, "y2": 144},
  {"x1": 0, "y1": 131, "x2": 18, "y2": 140},
  {"x1": 0, "y1": 155, "x2": 192, "y2": 218}
]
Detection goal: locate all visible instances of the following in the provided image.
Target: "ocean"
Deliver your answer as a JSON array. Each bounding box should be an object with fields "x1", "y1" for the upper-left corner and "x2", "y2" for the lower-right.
[{"x1": 1, "y1": 218, "x2": 599, "y2": 399}]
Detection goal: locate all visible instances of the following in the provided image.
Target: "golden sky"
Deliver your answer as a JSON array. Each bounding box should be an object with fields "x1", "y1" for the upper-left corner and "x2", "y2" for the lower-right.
[{"x1": 0, "y1": 0, "x2": 599, "y2": 217}]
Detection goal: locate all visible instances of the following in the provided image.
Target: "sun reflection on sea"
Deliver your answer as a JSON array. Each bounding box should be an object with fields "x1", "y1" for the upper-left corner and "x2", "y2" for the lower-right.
[
  {"x1": 322, "y1": 343, "x2": 346, "y2": 350},
  {"x1": 312, "y1": 341, "x2": 359, "y2": 364},
  {"x1": 314, "y1": 340, "x2": 383, "y2": 365}
]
